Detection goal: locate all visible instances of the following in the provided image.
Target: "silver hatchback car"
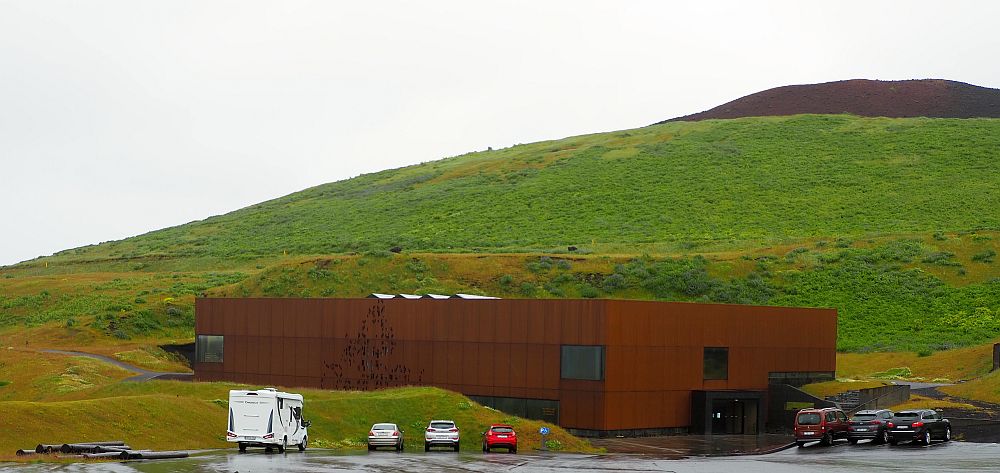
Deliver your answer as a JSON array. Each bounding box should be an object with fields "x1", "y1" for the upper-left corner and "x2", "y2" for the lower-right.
[
  {"x1": 424, "y1": 420, "x2": 460, "y2": 452},
  {"x1": 368, "y1": 423, "x2": 404, "y2": 451}
]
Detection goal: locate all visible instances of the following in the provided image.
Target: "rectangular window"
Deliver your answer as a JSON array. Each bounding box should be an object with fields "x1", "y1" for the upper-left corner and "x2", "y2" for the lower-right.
[
  {"x1": 703, "y1": 347, "x2": 728, "y2": 380},
  {"x1": 561, "y1": 345, "x2": 604, "y2": 381},
  {"x1": 196, "y1": 335, "x2": 224, "y2": 363}
]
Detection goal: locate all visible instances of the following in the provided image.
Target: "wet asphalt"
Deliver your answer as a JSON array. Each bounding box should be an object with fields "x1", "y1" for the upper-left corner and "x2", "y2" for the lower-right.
[{"x1": 4, "y1": 440, "x2": 999, "y2": 472}]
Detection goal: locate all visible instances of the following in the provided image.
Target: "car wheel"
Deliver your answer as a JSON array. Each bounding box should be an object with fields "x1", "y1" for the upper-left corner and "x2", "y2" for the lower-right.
[
  {"x1": 511, "y1": 447, "x2": 516, "y2": 454},
  {"x1": 265, "y1": 446, "x2": 273, "y2": 453},
  {"x1": 944, "y1": 426, "x2": 952, "y2": 442},
  {"x1": 299, "y1": 436, "x2": 307, "y2": 452},
  {"x1": 238, "y1": 442, "x2": 247, "y2": 453},
  {"x1": 454, "y1": 443, "x2": 460, "y2": 452},
  {"x1": 922, "y1": 430, "x2": 931, "y2": 445},
  {"x1": 889, "y1": 439, "x2": 898, "y2": 446},
  {"x1": 796, "y1": 441, "x2": 806, "y2": 448},
  {"x1": 424, "y1": 442, "x2": 430, "y2": 452},
  {"x1": 485, "y1": 444, "x2": 490, "y2": 453},
  {"x1": 821, "y1": 433, "x2": 832, "y2": 446},
  {"x1": 848, "y1": 438, "x2": 858, "y2": 445},
  {"x1": 878, "y1": 429, "x2": 889, "y2": 444}
]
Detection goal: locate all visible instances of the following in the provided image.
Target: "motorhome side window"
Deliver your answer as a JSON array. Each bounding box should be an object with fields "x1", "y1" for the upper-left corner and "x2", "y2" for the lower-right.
[
  {"x1": 195, "y1": 335, "x2": 224, "y2": 363},
  {"x1": 293, "y1": 407, "x2": 301, "y2": 420}
]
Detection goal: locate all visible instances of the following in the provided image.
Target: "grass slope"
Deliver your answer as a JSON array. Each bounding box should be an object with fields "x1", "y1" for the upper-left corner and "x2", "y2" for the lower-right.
[
  {"x1": 20, "y1": 114, "x2": 1000, "y2": 263},
  {"x1": 0, "y1": 377, "x2": 594, "y2": 456}
]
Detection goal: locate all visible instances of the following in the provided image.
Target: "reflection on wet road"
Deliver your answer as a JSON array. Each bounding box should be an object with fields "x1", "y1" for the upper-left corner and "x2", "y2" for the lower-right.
[{"x1": 3, "y1": 441, "x2": 999, "y2": 472}]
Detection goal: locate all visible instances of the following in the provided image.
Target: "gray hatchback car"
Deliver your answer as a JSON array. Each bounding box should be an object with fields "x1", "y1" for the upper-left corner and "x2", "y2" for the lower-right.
[{"x1": 848, "y1": 409, "x2": 893, "y2": 444}]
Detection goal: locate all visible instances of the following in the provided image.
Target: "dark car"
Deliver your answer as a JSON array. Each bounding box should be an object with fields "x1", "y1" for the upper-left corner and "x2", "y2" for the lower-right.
[
  {"x1": 794, "y1": 407, "x2": 850, "y2": 447},
  {"x1": 888, "y1": 409, "x2": 952, "y2": 445},
  {"x1": 482, "y1": 424, "x2": 517, "y2": 453},
  {"x1": 848, "y1": 409, "x2": 893, "y2": 444}
]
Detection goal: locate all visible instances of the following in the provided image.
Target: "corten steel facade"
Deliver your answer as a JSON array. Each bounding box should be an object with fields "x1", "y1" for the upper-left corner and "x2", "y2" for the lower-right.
[{"x1": 194, "y1": 298, "x2": 836, "y2": 435}]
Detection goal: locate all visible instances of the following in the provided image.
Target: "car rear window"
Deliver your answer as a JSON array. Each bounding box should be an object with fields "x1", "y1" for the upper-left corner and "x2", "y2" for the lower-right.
[
  {"x1": 491, "y1": 427, "x2": 514, "y2": 433},
  {"x1": 852, "y1": 414, "x2": 876, "y2": 421},
  {"x1": 797, "y1": 413, "x2": 821, "y2": 425},
  {"x1": 895, "y1": 412, "x2": 919, "y2": 419},
  {"x1": 431, "y1": 422, "x2": 455, "y2": 429},
  {"x1": 373, "y1": 424, "x2": 396, "y2": 430}
]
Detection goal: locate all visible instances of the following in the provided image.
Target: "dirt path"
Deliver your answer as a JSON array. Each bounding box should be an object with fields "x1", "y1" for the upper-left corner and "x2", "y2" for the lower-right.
[{"x1": 41, "y1": 349, "x2": 192, "y2": 382}]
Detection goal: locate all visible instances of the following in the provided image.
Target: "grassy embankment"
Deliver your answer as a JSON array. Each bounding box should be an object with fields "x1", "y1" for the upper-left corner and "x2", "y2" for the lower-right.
[{"x1": 0, "y1": 351, "x2": 593, "y2": 458}]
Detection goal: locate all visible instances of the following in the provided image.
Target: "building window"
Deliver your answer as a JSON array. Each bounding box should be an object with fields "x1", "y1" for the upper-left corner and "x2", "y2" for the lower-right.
[
  {"x1": 561, "y1": 345, "x2": 604, "y2": 381},
  {"x1": 704, "y1": 347, "x2": 728, "y2": 380},
  {"x1": 196, "y1": 335, "x2": 224, "y2": 363}
]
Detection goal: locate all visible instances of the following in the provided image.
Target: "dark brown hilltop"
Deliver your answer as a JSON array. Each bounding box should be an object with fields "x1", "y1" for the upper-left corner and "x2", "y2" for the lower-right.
[{"x1": 660, "y1": 79, "x2": 1000, "y2": 123}]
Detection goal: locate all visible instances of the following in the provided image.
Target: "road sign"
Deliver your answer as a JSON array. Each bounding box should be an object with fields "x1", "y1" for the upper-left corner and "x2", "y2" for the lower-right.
[{"x1": 539, "y1": 426, "x2": 550, "y2": 435}]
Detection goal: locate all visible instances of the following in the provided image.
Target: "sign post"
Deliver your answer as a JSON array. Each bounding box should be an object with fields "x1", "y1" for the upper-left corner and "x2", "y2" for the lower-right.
[{"x1": 539, "y1": 426, "x2": 550, "y2": 451}]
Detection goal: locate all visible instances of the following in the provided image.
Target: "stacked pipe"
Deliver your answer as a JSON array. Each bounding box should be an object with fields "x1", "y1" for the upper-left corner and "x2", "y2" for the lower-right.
[{"x1": 15, "y1": 440, "x2": 189, "y2": 461}]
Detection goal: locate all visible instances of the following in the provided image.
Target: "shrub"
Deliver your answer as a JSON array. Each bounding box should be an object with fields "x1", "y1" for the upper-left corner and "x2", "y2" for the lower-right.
[
  {"x1": 519, "y1": 282, "x2": 537, "y2": 297},
  {"x1": 933, "y1": 231, "x2": 947, "y2": 241},
  {"x1": 921, "y1": 251, "x2": 959, "y2": 266},
  {"x1": 579, "y1": 284, "x2": 599, "y2": 298},
  {"x1": 602, "y1": 273, "x2": 626, "y2": 291},
  {"x1": 972, "y1": 249, "x2": 996, "y2": 263},
  {"x1": 498, "y1": 274, "x2": 514, "y2": 287},
  {"x1": 556, "y1": 259, "x2": 572, "y2": 270}
]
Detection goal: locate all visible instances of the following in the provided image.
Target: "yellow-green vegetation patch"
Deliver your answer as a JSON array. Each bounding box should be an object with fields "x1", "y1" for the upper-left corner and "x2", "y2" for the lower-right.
[
  {"x1": 0, "y1": 395, "x2": 230, "y2": 454},
  {"x1": 837, "y1": 343, "x2": 994, "y2": 382},
  {"x1": 0, "y1": 350, "x2": 133, "y2": 402},
  {"x1": 890, "y1": 394, "x2": 983, "y2": 413},
  {"x1": 800, "y1": 380, "x2": 889, "y2": 399},
  {"x1": 113, "y1": 346, "x2": 191, "y2": 373},
  {"x1": 940, "y1": 370, "x2": 1000, "y2": 406}
]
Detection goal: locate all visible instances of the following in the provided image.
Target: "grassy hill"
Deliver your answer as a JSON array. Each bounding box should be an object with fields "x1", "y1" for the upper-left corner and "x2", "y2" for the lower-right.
[
  {"x1": 22, "y1": 114, "x2": 1000, "y2": 263},
  {"x1": 3, "y1": 114, "x2": 999, "y2": 353}
]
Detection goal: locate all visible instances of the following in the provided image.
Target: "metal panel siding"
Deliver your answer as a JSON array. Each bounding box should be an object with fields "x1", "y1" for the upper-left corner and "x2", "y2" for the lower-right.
[{"x1": 195, "y1": 298, "x2": 835, "y2": 432}]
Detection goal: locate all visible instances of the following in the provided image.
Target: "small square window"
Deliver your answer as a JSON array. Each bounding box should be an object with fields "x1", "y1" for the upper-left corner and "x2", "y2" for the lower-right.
[
  {"x1": 703, "y1": 347, "x2": 728, "y2": 380},
  {"x1": 561, "y1": 345, "x2": 604, "y2": 380},
  {"x1": 196, "y1": 334, "x2": 224, "y2": 363}
]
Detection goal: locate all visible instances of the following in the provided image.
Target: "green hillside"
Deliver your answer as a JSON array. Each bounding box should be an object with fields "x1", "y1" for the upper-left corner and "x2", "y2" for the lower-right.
[
  {"x1": 29, "y1": 114, "x2": 1000, "y2": 264},
  {"x1": 2, "y1": 114, "x2": 999, "y2": 355}
]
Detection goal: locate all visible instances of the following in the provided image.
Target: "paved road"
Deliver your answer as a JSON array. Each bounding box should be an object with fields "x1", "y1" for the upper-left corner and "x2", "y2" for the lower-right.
[
  {"x1": 4, "y1": 441, "x2": 998, "y2": 472},
  {"x1": 41, "y1": 349, "x2": 192, "y2": 382}
]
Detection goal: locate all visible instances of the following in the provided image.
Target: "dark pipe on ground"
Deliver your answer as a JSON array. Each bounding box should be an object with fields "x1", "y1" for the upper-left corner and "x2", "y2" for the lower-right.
[
  {"x1": 61, "y1": 444, "x2": 98, "y2": 454},
  {"x1": 77, "y1": 441, "x2": 126, "y2": 447},
  {"x1": 81, "y1": 451, "x2": 129, "y2": 460},
  {"x1": 125, "y1": 451, "x2": 189, "y2": 460},
  {"x1": 61, "y1": 443, "x2": 133, "y2": 454},
  {"x1": 35, "y1": 444, "x2": 61, "y2": 454},
  {"x1": 15, "y1": 449, "x2": 36, "y2": 456},
  {"x1": 95, "y1": 445, "x2": 132, "y2": 453}
]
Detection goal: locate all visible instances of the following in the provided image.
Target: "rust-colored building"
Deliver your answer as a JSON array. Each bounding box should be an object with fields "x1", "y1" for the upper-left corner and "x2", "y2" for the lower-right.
[{"x1": 194, "y1": 297, "x2": 836, "y2": 436}]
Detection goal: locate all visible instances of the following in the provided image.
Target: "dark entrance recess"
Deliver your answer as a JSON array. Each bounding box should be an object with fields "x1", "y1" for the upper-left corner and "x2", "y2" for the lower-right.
[{"x1": 692, "y1": 391, "x2": 763, "y2": 434}]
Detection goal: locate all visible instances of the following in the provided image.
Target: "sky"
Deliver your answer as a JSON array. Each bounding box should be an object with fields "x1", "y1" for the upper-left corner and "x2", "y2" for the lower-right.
[{"x1": 1, "y1": 0, "x2": 998, "y2": 266}]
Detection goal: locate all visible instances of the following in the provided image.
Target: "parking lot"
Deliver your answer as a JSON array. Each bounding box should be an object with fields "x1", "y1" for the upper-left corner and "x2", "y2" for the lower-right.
[{"x1": 4, "y1": 440, "x2": 999, "y2": 472}]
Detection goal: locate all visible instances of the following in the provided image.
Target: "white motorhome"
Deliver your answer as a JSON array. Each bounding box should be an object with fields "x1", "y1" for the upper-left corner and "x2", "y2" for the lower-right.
[{"x1": 227, "y1": 388, "x2": 310, "y2": 452}]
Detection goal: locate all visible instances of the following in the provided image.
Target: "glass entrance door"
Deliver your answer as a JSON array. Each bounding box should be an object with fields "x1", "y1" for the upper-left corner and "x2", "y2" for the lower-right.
[{"x1": 710, "y1": 398, "x2": 758, "y2": 434}]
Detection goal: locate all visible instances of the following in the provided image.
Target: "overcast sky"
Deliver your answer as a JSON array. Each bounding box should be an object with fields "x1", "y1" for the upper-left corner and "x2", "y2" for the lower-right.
[{"x1": 1, "y1": 1, "x2": 998, "y2": 266}]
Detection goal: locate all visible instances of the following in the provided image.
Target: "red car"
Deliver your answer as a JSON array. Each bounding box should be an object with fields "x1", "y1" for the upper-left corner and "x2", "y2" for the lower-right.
[
  {"x1": 794, "y1": 407, "x2": 849, "y2": 447},
  {"x1": 482, "y1": 424, "x2": 517, "y2": 453}
]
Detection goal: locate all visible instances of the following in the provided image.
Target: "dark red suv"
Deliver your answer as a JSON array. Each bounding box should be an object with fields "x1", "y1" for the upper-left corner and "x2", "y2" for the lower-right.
[{"x1": 794, "y1": 407, "x2": 850, "y2": 447}]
